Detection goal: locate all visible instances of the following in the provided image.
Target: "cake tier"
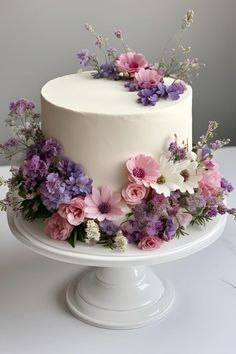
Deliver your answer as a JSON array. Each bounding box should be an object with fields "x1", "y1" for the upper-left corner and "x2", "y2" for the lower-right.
[{"x1": 41, "y1": 72, "x2": 192, "y2": 191}]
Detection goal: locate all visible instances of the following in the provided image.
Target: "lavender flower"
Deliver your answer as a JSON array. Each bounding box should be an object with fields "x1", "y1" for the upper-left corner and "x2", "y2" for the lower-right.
[
  {"x1": 40, "y1": 174, "x2": 70, "y2": 212},
  {"x1": 207, "y1": 206, "x2": 218, "y2": 217},
  {"x1": 166, "y1": 81, "x2": 186, "y2": 100},
  {"x1": 137, "y1": 88, "x2": 158, "y2": 106},
  {"x1": 65, "y1": 173, "x2": 92, "y2": 197},
  {"x1": 99, "y1": 219, "x2": 118, "y2": 236},
  {"x1": 221, "y1": 178, "x2": 233, "y2": 193},
  {"x1": 26, "y1": 138, "x2": 63, "y2": 163},
  {"x1": 161, "y1": 219, "x2": 177, "y2": 241},
  {"x1": 124, "y1": 81, "x2": 138, "y2": 92},
  {"x1": 144, "y1": 220, "x2": 163, "y2": 236},
  {"x1": 201, "y1": 145, "x2": 211, "y2": 157},
  {"x1": 57, "y1": 159, "x2": 84, "y2": 176},
  {"x1": 168, "y1": 141, "x2": 187, "y2": 160},
  {"x1": 107, "y1": 47, "x2": 117, "y2": 58},
  {"x1": 9, "y1": 99, "x2": 35, "y2": 115},
  {"x1": 120, "y1": 220, "x2": 142, "y2": 243},
  {"x1": 93, "y1": 63, "x2": 120, "y2": 80},
  {"x1": 77, "y1": 49, "x2": 91, "y2": 66}
]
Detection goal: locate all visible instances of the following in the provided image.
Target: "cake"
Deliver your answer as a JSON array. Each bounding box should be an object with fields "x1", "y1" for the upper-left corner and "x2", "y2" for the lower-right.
[
  {"x1": 41, "y1": 72, "x2": 192, "y2": 192},
  {"x1": 1, "y1": 10, "x2": 235, "y2": 251}
]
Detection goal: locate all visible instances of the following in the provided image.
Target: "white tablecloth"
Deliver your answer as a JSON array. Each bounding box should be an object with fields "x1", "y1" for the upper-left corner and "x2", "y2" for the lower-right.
[{"x1": 0, "y1": 147, "x2": 236, "y2": 354}]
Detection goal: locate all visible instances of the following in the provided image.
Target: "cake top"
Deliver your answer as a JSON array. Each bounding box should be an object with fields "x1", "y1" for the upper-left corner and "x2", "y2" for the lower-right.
[{"x1": 41, "y1": 71, "x2": 192, "y2": 115}]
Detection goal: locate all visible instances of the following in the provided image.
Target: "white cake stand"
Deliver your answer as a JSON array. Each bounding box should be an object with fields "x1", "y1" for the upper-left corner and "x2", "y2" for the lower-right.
[{"x1": 7, "y1": 210, "x2": 227, "y2": 329}]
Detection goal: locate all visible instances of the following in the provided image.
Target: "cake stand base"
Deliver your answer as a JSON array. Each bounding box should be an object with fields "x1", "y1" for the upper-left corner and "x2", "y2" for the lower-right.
[{"x1": 66, "y1": 266, "x2": 174, "y2": 329}]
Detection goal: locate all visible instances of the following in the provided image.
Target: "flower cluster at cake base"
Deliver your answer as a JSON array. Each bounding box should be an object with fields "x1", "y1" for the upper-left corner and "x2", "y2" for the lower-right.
[
  {"x1": 0, "y1": 100, "x2": 235, "y2": 251},
  {"x1": 76, "y1": 10, "x2": 204, "y2": 106}
]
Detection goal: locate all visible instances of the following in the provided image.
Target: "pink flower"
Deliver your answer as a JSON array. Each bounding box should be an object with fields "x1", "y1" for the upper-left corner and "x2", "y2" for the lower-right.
[
  {"x1": 122, "y1": 183, "x2": 148, "y2": 206},
  {"x1": 116, "y1": 52, "x2": 148, "y2": 76},
  {"x1": 45, "y1": 212, "x2": 74, "y2": 240},
  {"x1": 138, "y1": 236, "x2": 163, "y2": 251},
  {"x1": 198, "y1": 160, "x2": 222, "y2": 197},
  {"x1": 126, "y1": 154, "x2": 160, "y2": 187},
  {"x1": 85, "y1": 186, "x2": 123, "y2": 222},
  {"x1": 58, "y1": 197, "x2": 85, "y2": 226},
  {"x1": 134, "y1": 68, "x2": 163, "y2": 88}
]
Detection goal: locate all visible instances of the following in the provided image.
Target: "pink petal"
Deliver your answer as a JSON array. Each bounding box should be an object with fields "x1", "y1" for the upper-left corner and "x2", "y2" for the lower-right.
[
  {"x1": 110, "y1": 192, "x2": 121, "y2": 205},
  {"x1": 100, "y1": 185, "x2": 112, "y2": 203},
  {"x1": 84, "y1": 195, "x2": 97, "y2": 207},
  {"x1": 91, "y1": 187, "x2": 101, "y2": 205}
]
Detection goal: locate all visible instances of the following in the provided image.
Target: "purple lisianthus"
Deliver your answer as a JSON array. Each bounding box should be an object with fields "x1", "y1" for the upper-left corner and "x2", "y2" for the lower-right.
[
  {"x1": 21, "y1": 155, "x2": 48, "y2": 191},
  {"x1": 77, "y1": 49, "x2": 91, "y2": 66},
  {"x1": 99, "y1": 219, "x2": 118, "y2": 236},
  {"x1": 137, "y1": 88, "x2": 158, "y2": 106},
  {"x1": 57, "y1": 159, "x2": 84, "y2": 176},
  {"x1": 161, "y1": 219, "x2": 177, "y2": 241},
  {"x1": 221, "y1": 177, "x2": 233, "y2": 193}
]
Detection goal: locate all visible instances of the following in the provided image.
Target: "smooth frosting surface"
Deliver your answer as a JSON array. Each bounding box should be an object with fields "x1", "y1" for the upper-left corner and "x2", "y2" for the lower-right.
[{"x1": 41, "y1": 72, "x2": 192, "y2": 191}]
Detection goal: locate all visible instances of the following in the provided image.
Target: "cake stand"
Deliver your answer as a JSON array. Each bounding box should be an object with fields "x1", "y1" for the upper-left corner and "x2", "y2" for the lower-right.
[{"x1": 7, "y1": 210, "x2": 227, "y2": 329}]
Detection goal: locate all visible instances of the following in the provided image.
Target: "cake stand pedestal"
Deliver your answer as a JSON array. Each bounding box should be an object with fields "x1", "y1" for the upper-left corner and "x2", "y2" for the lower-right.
[{"x1": 7, "y1": 210, "x2": 227, "y2": 329}]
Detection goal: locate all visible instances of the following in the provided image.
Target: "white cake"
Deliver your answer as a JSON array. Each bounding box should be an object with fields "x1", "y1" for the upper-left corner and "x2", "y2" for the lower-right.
[{"x1": 41, "y1": 71, "x2": 192, "y2": 191}]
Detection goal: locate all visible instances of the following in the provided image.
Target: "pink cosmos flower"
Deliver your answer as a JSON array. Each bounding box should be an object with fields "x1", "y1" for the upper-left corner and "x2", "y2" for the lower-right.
[
  {"x1": 134, "y1": 68, "x2": 163, "y2": 89},
  {"x1": 45, "y1": 212, "x2": 74, "y2": 240},
  {"x1": 58, "y1": 197, "x2": 85, "y2": 226},
  {"x1": 126, "y1": 154, "x2": 160, "y2": 187},
  {"x1": 122, "y1": 183, "x2": 148, "y2": 206},
  {"x1": 198, "y1": 160, "x2": 222, "y2": 197},
  {"x1": 138, "y1": 236, "x2": 163, "y2": 250},
  {"x1": 84, "y1": 186, "x2": 123, "y2": 222},
  {"x1": 116, "y1": 52, "x2": 148, "y2": 76}
]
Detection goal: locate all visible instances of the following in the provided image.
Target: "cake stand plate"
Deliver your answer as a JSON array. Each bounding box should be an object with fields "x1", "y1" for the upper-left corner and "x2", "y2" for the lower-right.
[{"x1": 7, "y1": 210, "x2": 227, "y2": 329}]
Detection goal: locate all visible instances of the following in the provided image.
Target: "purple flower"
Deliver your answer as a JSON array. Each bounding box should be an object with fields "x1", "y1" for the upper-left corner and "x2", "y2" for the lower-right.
[
  {"x1": 137, "y1": 88, "x2": 158, "y2": 106},
  {"x1": 221, "y1": 177, "x2": 233, "y2": 193},
  {"x1": 168, "y1": 141, "x2": 186, "y2": 160},
  {"x1": 201, "y1": 145, "x2": 211, "y2": 157},
  {"x1": 77, "y1": 49, "x2": 91, "y2": 66},
  {"x1": 26, "y1": 138, "x2": 63, "y2": 163},
  {"x1": 107, "y1": 47, "x2": 117, "y2": 58},
  {"x1": 120, "y1": 220, "x2": 142, "y2": 243},
  {"x1": 9, "y1": 99, "x2": 35, "y2": 115},
  {"x1": 66, "y1": 173, "x2": 93, "y2": 197},
  {"x1": 166, "y1": 81, "x2": 186, "y2": 100},
  {"x1": 124, "y1": 81, "x2": 139, "y2": 91},
  {"x1": 156, "y1": 83, "x2": 167, "y2": 97},
  {"x1": 144, "y1": 220, "x2": 163, "y2": 236},
  {"x1": 93, "y1": 63, "x2": 120, "y2": 80},
  {"x1": 40, "y1": 174, "x2": 70, "y2": 212},
  {"x1": 1, "y1": 137, "x2": 19, "y2": 149},
  {"x1": 217, "y1": 203, "x2": 228, "y2": 215},
  {"x1": 207, "y1": 206, "x2": 218, "y2": 217},
  {"x1": 21, "y1": 155, "x2": 48, "y2": 190},
  {"x1": 57, "y1": 159, "x2": 84, "y2": 176},
  {"x1": 99, "y1": 219, "x2": 118, "y2": 236},
  {"x1": 210, "y1": 140, "x2": 223, "y2": 150},
  {"x1": 161, "y1": 219, "x2": 177, "y2": 241},
  {"x1": 114, "y1": 30, "x2": 122, "y2": 39}
]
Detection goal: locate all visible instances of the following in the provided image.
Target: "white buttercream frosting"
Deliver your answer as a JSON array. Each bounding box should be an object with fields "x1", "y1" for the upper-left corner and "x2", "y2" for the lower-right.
[{"x1": 41, "y1": 71, "x2": 192, "y2": 191}]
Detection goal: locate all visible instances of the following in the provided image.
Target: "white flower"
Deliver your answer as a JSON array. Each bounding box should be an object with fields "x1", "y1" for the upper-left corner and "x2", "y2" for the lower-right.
[
  {"x1": 150, "y1": 155, "x2": 184, "y2": 197},
  {"x1": 186, "y1": 150, "x2": 197, "y2": 161},
  {"x1": 85, "y1": 220, "x2": 100, "y2": 244},
  {"x1": 176, "y1": 160, "x2": 202, "y2": 194},
  {"x1": 114, "y1": 231, "x2": 128, "y2": 252}
]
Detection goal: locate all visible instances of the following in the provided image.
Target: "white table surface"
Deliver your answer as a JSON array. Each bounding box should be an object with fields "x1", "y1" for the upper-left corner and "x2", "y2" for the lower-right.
[{"x1": 0, "y1": 147, "x2": 236, "y2": 354}]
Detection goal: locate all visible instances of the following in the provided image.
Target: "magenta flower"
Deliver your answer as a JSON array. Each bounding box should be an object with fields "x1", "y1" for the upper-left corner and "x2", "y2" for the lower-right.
[
  {"x1": 116, "y1": 52, "x2": 148, "y2": 76},
  {"x1": 84, "y1": 186, "x2": 123, "y2": 221},
  {"x1": 45, "y1": 212, "x2": 74, "y2": 240},
  {"x1": 126, "y1": 154, "x2": 160, "y2": 187},
  {"x1": 134, "y1": 68, "x2": 163, "y2": 89},
  {"x1": 138, "y1": 236, "x2": 163, "y2": 250}
]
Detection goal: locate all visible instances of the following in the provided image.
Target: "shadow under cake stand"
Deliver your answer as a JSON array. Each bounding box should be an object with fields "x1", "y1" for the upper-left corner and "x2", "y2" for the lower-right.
[{"x1": 7, "y1": 210, "x2": 227, "y2": 329}]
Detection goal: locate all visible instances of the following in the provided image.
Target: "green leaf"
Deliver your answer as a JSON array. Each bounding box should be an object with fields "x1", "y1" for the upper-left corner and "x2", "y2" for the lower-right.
[{"x1": 67, "y1": 228, "x2": 78, "y2": 248}]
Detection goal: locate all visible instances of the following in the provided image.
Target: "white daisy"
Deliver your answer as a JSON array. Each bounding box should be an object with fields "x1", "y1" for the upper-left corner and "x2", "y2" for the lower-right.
[
  {"x1": 150, "y1": 155, "x2": 184, "y2": 197},
  {"x1": 176, "y1": 160, "x2": 202, "y2": 194}
]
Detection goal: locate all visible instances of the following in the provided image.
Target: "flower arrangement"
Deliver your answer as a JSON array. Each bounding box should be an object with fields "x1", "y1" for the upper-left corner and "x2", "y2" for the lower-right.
[
  {"x1": 0, "y1": 100, "x2": 235, "y2": 252},
  {"x1": 77, "y1": 10, "x2": 204, "y2": 106}
]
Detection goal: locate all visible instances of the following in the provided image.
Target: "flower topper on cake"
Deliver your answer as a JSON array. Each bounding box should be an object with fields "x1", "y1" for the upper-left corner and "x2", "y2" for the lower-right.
[
  {"x1": 76, "y1": 10, "x2": 204, "y2": 106},
  {"x1": 0, "y1": 100, "x2": 235, "y2": 251}
]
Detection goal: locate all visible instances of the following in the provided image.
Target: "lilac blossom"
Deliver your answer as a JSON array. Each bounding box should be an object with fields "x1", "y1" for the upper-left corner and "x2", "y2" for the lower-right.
[
  {"x1": 9, "y1": 99, "x2": 35, "y2": 115},
  {"x1": 166, "y1": 81, "x2": 186, "y2": 100},
  {"x1": 26, "y1": 138, "x2": 63, "y2": 163},
  {"x1": 221, "y1": 178, "x2": 233, "y2": 193},
  {"x1": 120, "y1": 220, "x2": 142, "y2": 243},
  {"x1": 57, "y1": 159, "x2": 84, "y2": 176},
  {"x1": 40, "y1": 174, "x2": 70, "y2": 212},
  {"x1": 161, "y1": 219, "x2": 177, "y2": 241},
  {"x1": 207, "y1": 206, "x2": 218, "y2": 217},
  {"x1": 124, "y1": 81, "x2": 139, "y2": 92},
  {"x1": 21, "y1": 155, "x2": 48, "y2": 191},
  {"x1": 93, "y1": 63, "x2": 120, "y2": 80},
  {"x1": 65, "y1": 173, "x2": 92, "y2": 197},
  {"x1": 137, "y1": 88, "x2": 158, "y2": 106},
  {"x1": 107, "y1": 47, "x2": 117, "y2": 58}
]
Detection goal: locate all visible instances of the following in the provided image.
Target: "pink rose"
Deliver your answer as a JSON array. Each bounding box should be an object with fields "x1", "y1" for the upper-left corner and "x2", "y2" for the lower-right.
[
  {"x1": 122, "y1": 183, "x2": 148, "y2": 206},
  {"x1": 198, "y1": 160, "x2": 222, "y2": 197},
  {"x1": 58, "y1": 197, "x2": 85, "y2": 226},
  {"x1": 134, "y1": 68, "x2": 163, "y2": 89},
  {"x1": 138, "y1": 236, "x2": 163, "y2": 251},
  {"x1": 116, "y1": 52, "x2": 148, "y2": 76},
  {"x1": 45, "y1": 212, "x2": 74, "y2": 240}
]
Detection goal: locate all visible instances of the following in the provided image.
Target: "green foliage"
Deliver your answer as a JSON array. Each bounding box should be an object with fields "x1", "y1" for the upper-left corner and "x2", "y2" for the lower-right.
[
  {"x1": 67, "y1": 223, "x2": 86, "y2": 248},
  {"x1": 175, "y1": 226, "x2": 188, "y2": 238},
  {"x1": 21, "y1": 197, "x2": 51, "y2": 221}
]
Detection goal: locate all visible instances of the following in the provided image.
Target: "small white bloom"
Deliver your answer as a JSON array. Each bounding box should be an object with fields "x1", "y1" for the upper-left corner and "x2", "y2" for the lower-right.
[
  {"x1": 176, "y1": 160, "x2": 202, "y2": 194},
  {"x1": 85, "y1": 220, "x2": 100, "y2": 244},
  {"x1": 114, "y1": 231, "x2": 128, "y2": 252},
  {"x1": 150, "y1": 155, "x2": 184, "y2": 197},
  {"x1": 186, "y1": 150, "x2": 197, "y2": 161}
]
